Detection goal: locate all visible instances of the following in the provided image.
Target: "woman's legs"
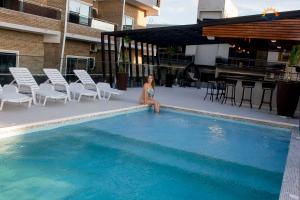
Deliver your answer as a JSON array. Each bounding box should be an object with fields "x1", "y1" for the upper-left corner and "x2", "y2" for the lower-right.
[{"x1": 147, "y1": 99, "x2": 160, "y2": 113}]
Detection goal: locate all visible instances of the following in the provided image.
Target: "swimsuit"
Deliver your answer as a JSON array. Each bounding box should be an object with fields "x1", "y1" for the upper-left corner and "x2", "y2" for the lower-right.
[{"x1": 147, "y1": 88, "x2": 154, "y2": 98}]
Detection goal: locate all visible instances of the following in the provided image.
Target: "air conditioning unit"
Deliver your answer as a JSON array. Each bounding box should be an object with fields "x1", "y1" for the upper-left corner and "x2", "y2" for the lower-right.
[{"x1": 90, "y1": 44, "x2": 98, "y2": 53}]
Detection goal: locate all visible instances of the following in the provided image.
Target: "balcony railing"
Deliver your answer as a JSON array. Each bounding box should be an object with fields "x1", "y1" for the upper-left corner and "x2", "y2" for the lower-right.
[
  {"x1": 139, "y1": 0, "x2": 160, "y2": 7},
  {"x1": 0, "y1": 0, "x2": 61, "y2": 20},
  {"x1": 69, "y1": 12, "x2": 116, "y2": 32}
]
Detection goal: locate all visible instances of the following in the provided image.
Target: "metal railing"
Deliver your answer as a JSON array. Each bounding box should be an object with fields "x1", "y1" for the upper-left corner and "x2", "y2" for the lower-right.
[
  {"x1": 216, "y1": 56, "x2": 287, "y2": 70},
  {"x1": 1, "y1": 55, "x2": 298, "y2": 89},
  {"x1": 0, "y1": 55, "x2": 183, "y2": 87},
  {"x1": 0, "y1": 0, "x2": 61, "y2": 20}
]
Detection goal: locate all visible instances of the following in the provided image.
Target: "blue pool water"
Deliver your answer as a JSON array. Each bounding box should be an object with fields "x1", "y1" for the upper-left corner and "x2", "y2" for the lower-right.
[{"x1": 0, "y1": 109, "x2": 290, "y2": 200}]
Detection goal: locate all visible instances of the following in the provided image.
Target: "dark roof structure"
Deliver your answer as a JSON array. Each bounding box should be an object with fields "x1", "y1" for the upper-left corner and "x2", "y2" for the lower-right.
[
  {"x1": 102, "y1": 10, "x2": 300, "y2": 47},
  {"x1": 104, "y1": 24, "x2": 215, "y2": 46}
]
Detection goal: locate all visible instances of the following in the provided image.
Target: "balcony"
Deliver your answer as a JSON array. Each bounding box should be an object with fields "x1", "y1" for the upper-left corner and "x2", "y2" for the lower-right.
[
  {"x1": 68, "y1": 10, "x2": 116, "y2": 42},
  {"x1": 126, "y1": 0, "x2": 160, "y2": 16},
  {"x1": 0, "y1": 7, "x2": 61, "y2": 43},
  {"x1": 0, "y1": 0, "x2": 61, "y2": 20}
]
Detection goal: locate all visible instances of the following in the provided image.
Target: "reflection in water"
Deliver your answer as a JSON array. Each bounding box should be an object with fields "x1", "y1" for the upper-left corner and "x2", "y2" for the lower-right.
[{"x1": 208, "y1": 125, "x2": 225, "y2": 139}]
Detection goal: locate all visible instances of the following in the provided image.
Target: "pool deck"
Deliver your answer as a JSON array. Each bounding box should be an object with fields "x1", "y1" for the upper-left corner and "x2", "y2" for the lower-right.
[
  {"x1": 0, "y1": 86, "x2": 299, "y2": 200},
  {"x1": 0, "y1": 86, "x2": 298, "y2": 129}
]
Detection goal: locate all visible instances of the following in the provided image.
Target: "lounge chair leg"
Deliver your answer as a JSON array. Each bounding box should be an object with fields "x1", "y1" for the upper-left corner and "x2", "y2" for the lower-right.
[
  {"x1": 78, "y1": 94, "x2": 81, "y2": 102},
  {"x1": 32, "y1": 93, "x2": 37, "y2": 105},
  {"x1": 106, "y1": 93, "x2": 111, "y2": 101},
  {"x1": 43, "y1": 97, "x2": 48, "y2": 106},
  {"x1": 28, "y1": 100, "x2": 32, "y2": 108},
  {"x1": 0, "y1": 101, "x2": 4, "y2": 111}
]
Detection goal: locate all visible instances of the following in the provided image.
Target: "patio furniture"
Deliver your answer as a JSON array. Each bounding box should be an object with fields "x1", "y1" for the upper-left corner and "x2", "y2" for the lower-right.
[
  {"x1": 9, "y1": 67, "x2": 68, "y2": 106},
  {"x1": 0, "y1": 85, "x2": 32, "y2": 111},
  {"x1": 259, "y1": 81, "x2": 276, "y2": 111},
  {"x1": 69, "y1": 83, "x2": 97, "y2": 102},
  {"x1": 215, "y1": 78, "x2": 226, "y2": 102},
  {"x1": 239, "y1": 81, "x2": 256, "y2": 108},
  {"x1": 222, "y1": 79, "x2": 237, "y2": 106},
  {"x1": 43, "y1": 68, "x2": 97, "y2": 102},
  {"x1": 204, "y1": 81, "x2": 216, "y2": 102},
  {"x1": 73, "y1": 70, "x2": 124, "y2": 101}
]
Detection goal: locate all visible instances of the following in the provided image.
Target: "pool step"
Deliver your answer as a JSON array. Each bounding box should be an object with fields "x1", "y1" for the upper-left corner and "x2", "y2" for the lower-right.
[{"x1": 70, "y1": 126, "x2": 283, "y2": 197}]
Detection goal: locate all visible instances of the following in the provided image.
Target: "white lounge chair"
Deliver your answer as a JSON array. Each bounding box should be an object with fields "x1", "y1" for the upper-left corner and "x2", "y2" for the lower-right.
[
  {"x1": 9, "y1": 67, "x2": 68, "y2": 106},
  {"x1": 0, "y1": 85, "x2": 32, "y2": 111},
  {"x1": 43, "y1": 68, "x2": 97, "y2": 102},
  {"x1": 73, "y1": 70, "x2": 124, "y2": 101},
  {"x1": 69, "y1": 83, "x2": 97, "y2": 102}
]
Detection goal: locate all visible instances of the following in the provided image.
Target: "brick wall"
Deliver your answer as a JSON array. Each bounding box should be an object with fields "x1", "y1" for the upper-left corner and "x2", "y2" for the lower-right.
[
  {"x1": 44, "y1": 43, "x2": 61, "y2": 69},
  {"x1": 97, "y1": 0, "x2": 123, "y2": 29},
  {"x1": 0, "y1": 29, "x2": 45, "y2": 73},
  {"x1": 64, "y1": 40, "x2": 99, "y2": 57},
  {"x1": 67, "y1": 23, "x2": 101, "y2": 39},
  {"x1": 125, "y1": 4, "x2": 147, "y2": 29},
  {"x1": 0, "y1": 8, "x2": 61, "y2": 31},
  {"x1": 97, "y1": 1, "x2": 147, "y2": 30}
]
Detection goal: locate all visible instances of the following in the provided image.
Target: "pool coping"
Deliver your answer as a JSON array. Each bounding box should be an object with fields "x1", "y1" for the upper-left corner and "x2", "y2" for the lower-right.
[
  {"x1": 0, "y1": 105, "x2": 148, "y2": 139},
  {"x1": 162, "y1": 104, "x2": 298, "y2": 129},
  {"x1": 0, "y1": 104, "x2": 296, "y2": 138},
  {"x1": 279, "y1": 128, "x2": 300, "y2": 200},
  {"x1": 0, "y1": 103, "x2": 299, "y2": 199}
]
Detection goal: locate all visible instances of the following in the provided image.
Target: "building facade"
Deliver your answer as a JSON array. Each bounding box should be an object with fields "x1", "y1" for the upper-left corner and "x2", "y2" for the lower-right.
[
  {"x1": 186, "y1": 0, "x2": 238, "y2": 66},
  {"x1": 0, "y1": 0, "x2": 160, "y2": 82}
]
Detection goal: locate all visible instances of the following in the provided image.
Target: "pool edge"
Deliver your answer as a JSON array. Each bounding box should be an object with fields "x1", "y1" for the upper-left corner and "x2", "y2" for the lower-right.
[
  {"x1": 0, "y1": 105, "x2": 148, "y2": 139},
  {"x1": 279, "y1": 128, "x2": 300, "y2": 200},
  {"x1": 161, "y1": 104, "x2": 297, "y2": 129}
]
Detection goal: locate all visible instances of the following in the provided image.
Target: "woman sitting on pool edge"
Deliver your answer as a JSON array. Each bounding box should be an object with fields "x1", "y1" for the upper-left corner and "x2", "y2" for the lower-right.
[{"x1": 139, "y1": 75, "x2": 160, "y2": 113}]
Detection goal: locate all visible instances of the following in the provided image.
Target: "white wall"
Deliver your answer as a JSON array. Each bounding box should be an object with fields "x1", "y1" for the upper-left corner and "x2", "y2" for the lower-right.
[
  {"x1": 197, "y1": 0, "x2": 238, "y2": 19},
  {"x1": 194, "y1": 44, "x2": 230, "y2": 66},
  {"x1": 198, "y1": 11, "x2": 223, "y2": 20},
  {"x1": 193, "y1": 0, "x2": 238, "y2": 66},
  {"x1": 267, "y1": 51, "x2": 279, "y2": 62},
  {"x1": 185, "y1": 45, "x2": 196, "y2": 56},
  {"x1": 224, "y1": 0, "x2": 239, "y2": 18},
  {"x1": 198, "y1": 0, "x2": 225, "y2": 13}
]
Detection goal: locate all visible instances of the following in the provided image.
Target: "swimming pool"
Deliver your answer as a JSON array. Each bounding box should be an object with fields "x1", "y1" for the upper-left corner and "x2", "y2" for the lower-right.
[{"x1": 0, "y1": 109, "x2": 290, "y2": 200}]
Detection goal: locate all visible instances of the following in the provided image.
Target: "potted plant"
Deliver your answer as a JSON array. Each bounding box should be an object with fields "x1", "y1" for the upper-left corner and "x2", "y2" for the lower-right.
[
  {"x1": 277, "y1": 45, "x2": 300, "y2": 117},
  {"x1": 116, "y1": 36, "x2": 130, "y2": 90},
  {"x1": 165, "y1": 46, "x2": 176, "y2": 87},
  {"x1": 116, "y1": 62, "x2": 128, "y2": 90}
]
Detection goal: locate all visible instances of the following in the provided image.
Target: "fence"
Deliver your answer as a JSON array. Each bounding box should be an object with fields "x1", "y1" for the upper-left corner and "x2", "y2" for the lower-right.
[{"x1": 0, "y1": 55, "x2": 188, "y2": 87}]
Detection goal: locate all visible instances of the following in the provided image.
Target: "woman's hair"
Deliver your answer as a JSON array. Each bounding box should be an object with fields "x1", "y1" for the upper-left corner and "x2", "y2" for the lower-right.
[{"x1": 148, "y1": 75, "x2": 155, "y2": 88}]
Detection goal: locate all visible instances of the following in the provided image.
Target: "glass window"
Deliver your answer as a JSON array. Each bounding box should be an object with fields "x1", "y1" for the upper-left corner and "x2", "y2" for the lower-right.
[
  {"x1": 67, "y1": 56, "x2": 95, "y2": 74},
  {"x1": 123, "y1": 15, "x2": 134, "y2": 30},
  {"x1": 69, "y1": 0, "x2": 80, "y2": 13},
  {"x1": 0, "y1": 52, "x2": 17, "y2": 73},
  {"x1": 80, "y1": 3, "x2": 90, "y2": 17},
  {"x1": 69, "y1": 0, "x2": 91, "y2": 26}
]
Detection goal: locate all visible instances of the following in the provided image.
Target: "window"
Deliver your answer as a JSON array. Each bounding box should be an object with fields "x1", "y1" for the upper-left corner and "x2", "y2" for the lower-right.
[
  {"x1": 66, "y1": 56, "x2": 95, "y2": 75},
  {"x1": 0, "y1": 51, "x2": 18, "y2": 73},
  {"x1": 123, "y1": 15, "x2": 134, "y2": 30},
  {"x1": 69, "y1": 0, "x2": 91, "y2": 26}
]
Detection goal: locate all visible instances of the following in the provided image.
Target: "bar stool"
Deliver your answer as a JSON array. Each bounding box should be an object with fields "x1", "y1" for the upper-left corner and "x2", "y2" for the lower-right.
[
  {"x1": 204, "y1": 81, "x2": 216, "y2": 102},
  {"x1": 259, "y1": 82, "x2": 276, "y2": 111},
  {"x1": 222, "y1": 79, "x2": 237, "y2": 106},
  {"x1": 216, "y1": 79, "x2": 226, "y2": 102},
  {"x1": 239, "y1": 81, "x2": 256, "y2": 108}
]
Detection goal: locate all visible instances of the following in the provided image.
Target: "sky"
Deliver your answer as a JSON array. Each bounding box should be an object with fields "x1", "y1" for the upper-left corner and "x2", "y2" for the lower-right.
[{"x1": 148, "y1": 0, "x2": 300, "y2": 25}]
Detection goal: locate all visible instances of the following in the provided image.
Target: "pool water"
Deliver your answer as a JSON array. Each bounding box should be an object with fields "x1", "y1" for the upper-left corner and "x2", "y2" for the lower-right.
[{"x1": 0, "y1": 109, "x2": 290, "y2": 200}]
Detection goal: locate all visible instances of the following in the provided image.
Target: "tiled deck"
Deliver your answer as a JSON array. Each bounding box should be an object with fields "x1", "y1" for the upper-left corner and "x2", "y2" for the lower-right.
[{"x1": 0, "y1": 87, "x2": 298, "y2": 128}]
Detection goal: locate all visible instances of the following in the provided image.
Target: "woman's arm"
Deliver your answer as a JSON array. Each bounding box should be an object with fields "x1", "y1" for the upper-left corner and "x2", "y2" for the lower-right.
[{"x1": 143, "y1": 84, "x2": 148, "y2": 104}]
